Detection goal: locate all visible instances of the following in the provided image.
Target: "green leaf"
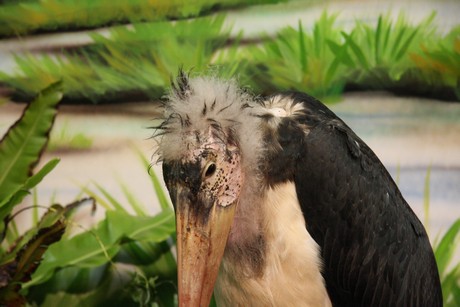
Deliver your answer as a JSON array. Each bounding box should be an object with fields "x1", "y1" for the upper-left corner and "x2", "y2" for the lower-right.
[
  {"x1": 25, "y1": 159, "x2": 60, "y2": 194},
  {"x1": 298, "y1": 20, "x2": 308, "y2": 74},
  {"x1": 441, "y1": 264, "x2": 460, "y2": 306},
  {"x1": 119, "y1": 181, "x2": 147, "y2": 217},
  {"x1": 92, "y1": 182, "x2": 126, "y2": 212},
  {"x1": 133, "y1": 147, "x2": 171, "y2": 212},
  {"x1": 341, "y1": 31, "x2": 370, "y2": 70},
  {"x1": 26, "y1": 210, "x2": 175, "y2": 288},
  {"x1": 326, "y1": 40, "x2": 354, "y2": 67},
  {"x1": 0, "y1": 82, "x2": 62, "y2": 209},
  {"x1": 374, "y1": 15, "x2": 383, "y2": 64},
  {"x1": 1, "y1": 199, "x2": 94, "y2": 265},
  {"x1": 394, "y1": 27, "x2": 419, "y2": 62},
  {"x1": 0, "y1": 203, "x2": 70, "y2": 306},
  {"x1": 0, "y1": 158, "x2": 60, "y2": 222},
  {"x1": 434, "y1": 218, "x2": 460, "y2": 278},
  {"x1": 30, "y1": 264, "x2": 134, "y2": 307},
  {"x1": 110, "y1": 210, "x2": 175, "y2": 242}
]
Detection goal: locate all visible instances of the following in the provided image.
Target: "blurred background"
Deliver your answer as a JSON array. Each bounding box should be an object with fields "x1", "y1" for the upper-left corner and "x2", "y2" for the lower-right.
[{"x1": 0, "y1": 0, "x2": 459, "y2": 306}]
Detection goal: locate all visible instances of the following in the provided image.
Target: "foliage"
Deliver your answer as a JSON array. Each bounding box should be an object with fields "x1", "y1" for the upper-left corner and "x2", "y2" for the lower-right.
[
  {"x1": 423, "y1": 167, "x2": 460, "y2": 306},
  {"x1": 243, "y1": 11, "x2": 460, "y2": 100},
  {"x1": 434, "y1": 219, "x2": 460, "y2": 306},
  {"x1": 25, "y1": 210, "x2": 176, "y2": 305},
  {"x1": 24, "y1": 151, "x2": 177, "y2": 306},
  {"x1": 409, "y1": 25, "x2": 460, "y2": 99},
  {"x1": 331, "y1": 12, "x2": 437, "y2": 85},
  {"x1": 1, "y1": 11, "x2": 458, "y2": 103},
  {"x1": 0, "y1": 82, "x2": 62, "y2": 233},
  {"x1": 0, "y1": 15, "x2": 245, "y2": 103},
  {"x1": 47, "y1": 122, "x2": 93, "y2": 152},
  {"x1": 242, "y1": 12, "x2": 346, "y2": 98},
  {"x1": 0, "y1": 83, "x2": 69, "y2": 305},
  {"x1": 0, "y1": 199, "x2": 96, "y2": 305},
  {"x1": 0, "y1": 0, "x2": 285, "y2": 37},
  {"x1": 0, "y1": 83, "x2": 177, "y2": 306}
]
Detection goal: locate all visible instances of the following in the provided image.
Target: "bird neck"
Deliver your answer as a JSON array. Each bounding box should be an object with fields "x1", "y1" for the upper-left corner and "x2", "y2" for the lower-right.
[
  {"x1": 216, "y1": 181, "x2": 331, "y2": 306},
  {"x1": 225, "y1": 172, "x2": 267, "y2": 276}
]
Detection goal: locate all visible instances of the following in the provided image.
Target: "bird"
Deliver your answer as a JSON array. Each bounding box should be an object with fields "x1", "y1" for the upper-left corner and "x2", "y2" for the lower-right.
[{"x1": 154, "y1": 71, "x2": 442, "y2": 306}]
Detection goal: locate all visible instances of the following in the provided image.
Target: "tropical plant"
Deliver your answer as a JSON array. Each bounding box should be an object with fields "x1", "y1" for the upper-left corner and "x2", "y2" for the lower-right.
[
  {"x1": 1, "y1": 11, "x2": 458, "y2": 103},
  {"x1": 242, "y1": 12, "x2": 346, "y2": 99},
  {"x1": 331, "y1": 12, "x2": 437, "y2": 84},
  {"x1": 409, "y1": 25, "x2": 460, "y2": 101},
  {"x1": 0, "y1": 83, "x2": 175, "y2": 306},
  {"x1": 0, "y1": 83, "x2": 68, "y2": 304},
  {"x1": 23, "y1": 150, "x2": 177, "y2": 306},
  {"x1": 0, "y1": 15, "x2": 244, "y2": 103}
]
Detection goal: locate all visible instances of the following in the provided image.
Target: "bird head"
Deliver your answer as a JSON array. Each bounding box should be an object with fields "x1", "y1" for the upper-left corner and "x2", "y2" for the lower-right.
[{"x1": 155, "y1": 71, "x2": 262, "y2": 306}]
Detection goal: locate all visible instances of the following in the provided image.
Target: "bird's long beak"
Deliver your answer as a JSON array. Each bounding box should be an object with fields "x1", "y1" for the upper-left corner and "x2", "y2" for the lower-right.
[{"x1": 175, "y1": 186, "x2": 236, "y2": 307}]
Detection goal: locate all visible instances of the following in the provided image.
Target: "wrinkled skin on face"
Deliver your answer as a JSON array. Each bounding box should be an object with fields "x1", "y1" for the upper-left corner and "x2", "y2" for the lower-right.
[{"x1": 162, "y1": 129, "x2": 244, "y2": 307}]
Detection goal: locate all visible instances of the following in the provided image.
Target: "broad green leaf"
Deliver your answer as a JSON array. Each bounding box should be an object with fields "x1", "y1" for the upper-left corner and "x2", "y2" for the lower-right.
[
  {"x1": 27, "y1": 210, "x2": 175, "y2": 288},
  {"x1": 108, "y1": 210, "x2": 175, "y2": 242},
  {"x1": 0, "y1": 82, "x2": 62, "y2": 209},
  {"x1": 33, "y1": 265, "x2": 134, "y2": 307}
]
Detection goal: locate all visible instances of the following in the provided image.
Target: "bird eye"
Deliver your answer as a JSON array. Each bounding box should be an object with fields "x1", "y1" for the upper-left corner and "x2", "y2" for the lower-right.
[{"x1": 204, "y1": 162, "x2": 216, "y2": 178}]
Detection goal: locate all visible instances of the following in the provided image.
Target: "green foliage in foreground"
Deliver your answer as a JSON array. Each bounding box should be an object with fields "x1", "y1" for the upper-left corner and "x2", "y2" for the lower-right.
[
  {"x1": 435, "y1": 219, "x2": 460, "y2": 306},
  {"x1": 0, "y1": 84, "x2": 177, "y2": 306},
  {"x1": 424, "y1": 168, "x2": 460, "y2": 306},
  {"x1": 0, "y1": 84, "x2": 67, "y2": 305},
  {"x1": 0, "y1": 83, "x2": 62, "y2": 231},
  {"x1": 24, "y1": 151, "x2": 178, "y2": 306},
  {"x1": 0, "y1": 0, "x2": 285, "y2": 37}
]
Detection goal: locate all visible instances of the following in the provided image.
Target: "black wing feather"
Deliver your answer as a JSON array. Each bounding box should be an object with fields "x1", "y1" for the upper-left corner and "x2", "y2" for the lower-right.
[{"x1": 264, "y1": 92, "x2": 442, "y2": 306}]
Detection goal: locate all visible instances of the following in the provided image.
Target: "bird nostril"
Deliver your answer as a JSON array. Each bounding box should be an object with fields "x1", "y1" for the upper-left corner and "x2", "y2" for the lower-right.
[{"x1": 204, "y1": 163, "x2": 216, "y2": 178}]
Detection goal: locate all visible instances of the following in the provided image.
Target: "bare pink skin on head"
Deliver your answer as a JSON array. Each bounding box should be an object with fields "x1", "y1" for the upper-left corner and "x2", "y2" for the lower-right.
[{"x1": 182, "y1": 128, "x2": 244, "y2": 209}]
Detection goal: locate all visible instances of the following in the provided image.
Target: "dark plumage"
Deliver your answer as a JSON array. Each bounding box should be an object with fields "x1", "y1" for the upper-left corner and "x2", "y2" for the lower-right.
[
  {"x1": 156, "y1": 73, "x2": 442, "y2": 306},
  {"x1": 265, "y1": 92, "x2": 442, "y2": 306}
]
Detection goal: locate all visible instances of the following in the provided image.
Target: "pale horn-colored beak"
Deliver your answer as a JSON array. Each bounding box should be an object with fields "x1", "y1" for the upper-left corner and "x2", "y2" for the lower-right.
[{"x1": 174, "y1": 186, "x2": 236, "y2": 307}]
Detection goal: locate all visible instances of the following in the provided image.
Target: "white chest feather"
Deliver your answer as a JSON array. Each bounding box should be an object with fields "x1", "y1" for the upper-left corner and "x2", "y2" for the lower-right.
[{"x1": 214, "y1": 182, "x2": 331, "y2": 307}]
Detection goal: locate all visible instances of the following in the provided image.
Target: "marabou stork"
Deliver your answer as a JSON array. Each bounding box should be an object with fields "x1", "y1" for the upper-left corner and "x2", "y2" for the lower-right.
[{"x1": 155, "y1": 71, "x2": 442, "y2": 306}]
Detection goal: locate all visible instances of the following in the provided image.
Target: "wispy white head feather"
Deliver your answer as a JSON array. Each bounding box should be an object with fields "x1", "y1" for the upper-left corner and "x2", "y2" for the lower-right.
[{"x1": 155, "y1": 72, "x2": 265, "y2": 174}]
